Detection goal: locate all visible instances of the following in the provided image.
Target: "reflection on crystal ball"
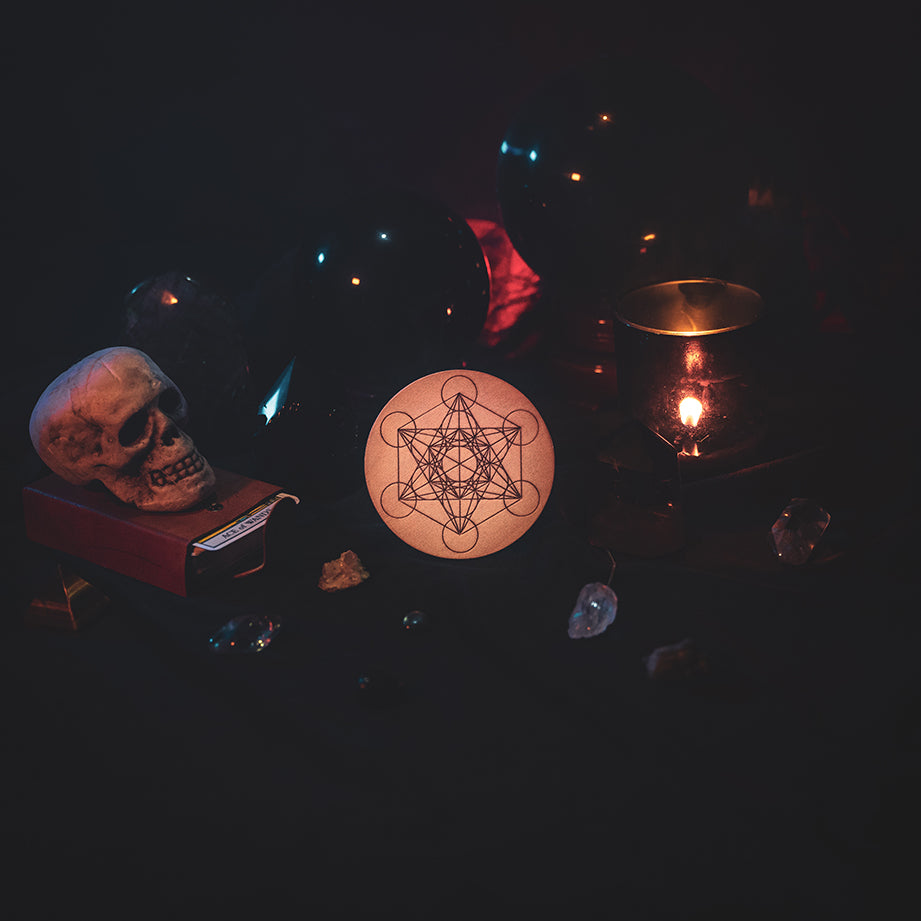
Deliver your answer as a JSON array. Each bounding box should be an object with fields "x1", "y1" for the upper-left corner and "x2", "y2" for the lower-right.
[
  {"x1": 292, "y1": 187, "x2": 490, "y2": 394},
  {"x1": 496, "y1": 56, "x2": 751, "y2": 292}
]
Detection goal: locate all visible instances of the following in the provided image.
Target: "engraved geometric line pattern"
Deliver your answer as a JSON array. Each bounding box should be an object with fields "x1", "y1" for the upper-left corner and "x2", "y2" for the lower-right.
[{"x1": 379, "y1": 375, "x2": 541, "y2": 554}]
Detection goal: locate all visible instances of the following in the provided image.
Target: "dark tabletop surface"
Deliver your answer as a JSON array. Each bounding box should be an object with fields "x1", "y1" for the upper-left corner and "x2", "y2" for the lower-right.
[{"x1": 3, "y1": 3, "x2": 919, "y2": 919}]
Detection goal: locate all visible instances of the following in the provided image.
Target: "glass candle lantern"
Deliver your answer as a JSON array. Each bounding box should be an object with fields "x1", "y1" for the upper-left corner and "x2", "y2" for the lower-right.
[{"x1": 614, "y1": 279, "x2": 766, "y2": 475}]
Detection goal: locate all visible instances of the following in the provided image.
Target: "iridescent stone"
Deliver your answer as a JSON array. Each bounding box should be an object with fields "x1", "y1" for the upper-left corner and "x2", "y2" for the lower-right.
[
  {"x1": 402, "y1": 610, "x2": 429, "y2": 632},
  {"x1": 771, "y1": 498, "x2": 831, "y2": 565},
  {"x1": 568, "y1": 582, "x2": 618, "y2": 639},
  {"x1": 209, "y1": 613, "x2": 281, "y2": 654}
]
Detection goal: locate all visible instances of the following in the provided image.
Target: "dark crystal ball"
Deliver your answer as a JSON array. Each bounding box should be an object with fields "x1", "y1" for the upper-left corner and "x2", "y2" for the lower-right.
[
  {"x1": 496, "y1": 55, "x2": 752, "y2": 293},
  {"x1": 121, "y1": 271, "x2": 252, "y2": 452},
  {"x1": 289, "y1": 186, "x2": 490, "y2": 397}
]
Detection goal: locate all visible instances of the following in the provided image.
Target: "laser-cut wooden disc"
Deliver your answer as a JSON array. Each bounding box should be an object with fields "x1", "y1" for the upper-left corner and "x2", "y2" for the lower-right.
[{"x1": 365, "y1": 370, "x2": 554, "y2": 558}]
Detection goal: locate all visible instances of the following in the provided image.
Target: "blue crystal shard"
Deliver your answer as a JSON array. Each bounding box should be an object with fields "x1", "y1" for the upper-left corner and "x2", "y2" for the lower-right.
[
  {"x1": 568, "y1": 582, "x2": 618, "y2": 639},
  {"x1": 209, "y1": 613, "x2": 281, "y2": 654}
]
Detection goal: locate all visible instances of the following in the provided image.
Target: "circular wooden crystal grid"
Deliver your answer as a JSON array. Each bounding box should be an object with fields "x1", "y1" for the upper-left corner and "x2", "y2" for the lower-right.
[{"x1": 365, "y1": 370, "x2": 554, "y2": 558}]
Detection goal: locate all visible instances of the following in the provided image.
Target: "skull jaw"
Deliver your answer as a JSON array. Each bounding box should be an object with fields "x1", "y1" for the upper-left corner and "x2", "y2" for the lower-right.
[{"x1": 103, "y1": 459, "x2": 217, "y2": 512}]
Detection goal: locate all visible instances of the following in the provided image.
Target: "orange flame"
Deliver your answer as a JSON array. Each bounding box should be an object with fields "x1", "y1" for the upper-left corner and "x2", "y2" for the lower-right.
[
  {"x1": 679, "y1": 396, "x2": 703, "y2": 427},
  {"x1": 160, "y1": 290, "x2": 178, "y2": 306}
]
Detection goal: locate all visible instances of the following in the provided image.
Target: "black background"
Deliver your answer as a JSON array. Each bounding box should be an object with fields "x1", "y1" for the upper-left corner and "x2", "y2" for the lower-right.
[{"x1": 3, "y1": 3, "x2": 919, "y2": 918}]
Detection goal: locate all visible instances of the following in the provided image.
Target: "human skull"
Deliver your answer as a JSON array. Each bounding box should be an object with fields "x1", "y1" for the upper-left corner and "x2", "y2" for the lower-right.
[{"x1": 29, "y1": 347, "x2": 216, "y2": 512}]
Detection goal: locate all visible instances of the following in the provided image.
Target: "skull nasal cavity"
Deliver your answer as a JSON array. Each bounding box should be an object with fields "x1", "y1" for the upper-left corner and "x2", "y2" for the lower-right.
[{"x1": 161, "y1": 422, "x2": 180, "y2": 446}]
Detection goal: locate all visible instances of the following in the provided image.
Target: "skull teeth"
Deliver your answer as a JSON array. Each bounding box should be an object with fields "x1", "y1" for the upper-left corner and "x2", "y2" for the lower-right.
[{"x1": 150, "y1": 451, "x2": 206, "y2": 487}]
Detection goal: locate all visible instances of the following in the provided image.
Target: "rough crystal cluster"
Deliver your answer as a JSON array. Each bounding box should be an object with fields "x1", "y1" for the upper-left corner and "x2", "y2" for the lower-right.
[
  {"x1": 568, "y1": 581, "x2": 618, "y2": 639},
  {"x1": 771, "y1": 498, "x2": 830, "y2": 565},
  {"x1": 318, "y1": 550, "x2": 370, "y2": 592}
]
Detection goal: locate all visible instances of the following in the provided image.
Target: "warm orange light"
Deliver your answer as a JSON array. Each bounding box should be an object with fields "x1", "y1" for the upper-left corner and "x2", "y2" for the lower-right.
[
  {"x1": 160, "y1": 291, "x2": 178, "y2": 305},
  {"x1": 570, "y1": 172, "x2": 582, "y2": 182},
  {"x1": 679, "y1": 396, "x2": 703, "y2": 427},
  {"x1": 599, "y1": 113, "x2": 611, "y2": 122},
  {"x1": 593, "y1": 364, "x2": 604, "y2": 374},
  {"x1": 642, "y1": 233, "x2": 656, "y2": 242},
  {"x1": 351, "y1": 276, "x2": 361, "y2": 286},
  {"x1": 445, "y1": 306, "x2": 453, "y2": 317},
  {"x1": 684, "y1": 342, "x2": 703, "y2": 372}
]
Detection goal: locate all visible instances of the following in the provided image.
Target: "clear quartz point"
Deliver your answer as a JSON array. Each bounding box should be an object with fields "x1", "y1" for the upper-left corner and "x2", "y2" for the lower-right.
[
  {"x1": 568, "y1": 582, "x2": 618, "y2": 639},
  {"x1": 209, "y1": 613, "x2": 281, "y2": 654},
  {"x1": 771, "y1": 498, "x2": 831, "y2": 565}
]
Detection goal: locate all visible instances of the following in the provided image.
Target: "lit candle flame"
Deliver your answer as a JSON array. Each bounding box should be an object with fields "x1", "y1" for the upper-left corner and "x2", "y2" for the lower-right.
[{"x1": 679, "y1": 396, "x2": 703, "y2": 427}]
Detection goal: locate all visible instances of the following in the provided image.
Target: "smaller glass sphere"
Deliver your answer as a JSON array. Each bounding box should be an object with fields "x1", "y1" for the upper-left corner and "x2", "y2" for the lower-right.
[
  {"x1": 402, "y1": 610, "x2": 430, "y2": 632},
  {"x1": 121, "y1": 271, "x2": 251, "y2": 452}
]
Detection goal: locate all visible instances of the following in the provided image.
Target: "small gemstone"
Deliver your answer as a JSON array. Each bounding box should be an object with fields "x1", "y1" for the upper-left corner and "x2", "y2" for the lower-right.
[
  {"x1": 771, "y1": 498, "x2": 830, "y2": 565},
  {"x1": 209, "y1": 613, "x2": 281, "y2": 653},
  {"x1": 402, "y1": 610, "x2": 429, "y2": 632},
  {"x1": 568, "y1": 582, "x2": 618, "y2": 639}
]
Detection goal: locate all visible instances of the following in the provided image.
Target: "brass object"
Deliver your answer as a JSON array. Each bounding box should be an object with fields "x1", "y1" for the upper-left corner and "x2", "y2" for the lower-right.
[
  {"x1": 615, "y1": 279, "x2": 763, "y2": 336},
  {"x1": 26, "y1": 563, "x2": 109, "y2": 631}
]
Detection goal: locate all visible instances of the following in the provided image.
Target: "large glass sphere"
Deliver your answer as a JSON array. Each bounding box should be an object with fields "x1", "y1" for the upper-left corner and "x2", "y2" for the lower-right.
[
  {"x1": 496, "y1": 55, "x2": 753, "y2": 294},
  {"x1": 289, "y1": 186, "x2": 490, "y2": 397}
]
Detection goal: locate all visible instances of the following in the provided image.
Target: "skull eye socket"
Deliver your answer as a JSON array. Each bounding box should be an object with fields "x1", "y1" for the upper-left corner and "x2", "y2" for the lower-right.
[
  {"x1": 118, "y1": 409, "x2": 149, "y2": 446},
  {"x1": 158, "y1": 387, "x2": 182, "y2": 416}
]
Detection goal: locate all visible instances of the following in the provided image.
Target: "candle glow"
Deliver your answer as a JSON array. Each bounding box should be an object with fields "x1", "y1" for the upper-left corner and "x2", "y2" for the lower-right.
[
  {"x1": 684, "y1": 342, "x2": 704, "y2": 372},
  {"x1": 679, "y1": 396, "x2": 703, "y2": 427}
]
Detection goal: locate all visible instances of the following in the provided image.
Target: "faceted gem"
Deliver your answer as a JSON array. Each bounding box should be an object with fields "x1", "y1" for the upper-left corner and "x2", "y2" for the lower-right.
[
  {"x1": 402, "y1": 610, "x2": 430, "y2": 632},
  {"x1": 209, "y1": 613, "x2": 281, "y2": 654},
  {"x1": 568, "y1": 582, "x2": 618, "y2": 639},
  {"x1": 771, "y1": 498, "x2": 830, "y2": 565}
]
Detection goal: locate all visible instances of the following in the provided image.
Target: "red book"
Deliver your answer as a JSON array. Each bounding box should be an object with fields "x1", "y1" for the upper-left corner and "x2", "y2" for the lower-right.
[{"x1": 22, "y1": 468, "x2": 297, "y2": 596}]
